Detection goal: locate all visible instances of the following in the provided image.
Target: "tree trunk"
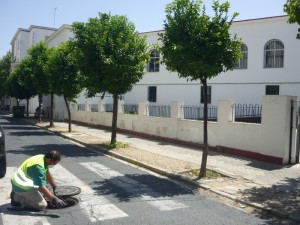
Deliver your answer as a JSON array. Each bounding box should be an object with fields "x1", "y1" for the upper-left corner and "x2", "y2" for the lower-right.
[
  {"x1": 26, "y1": 99, "x2": 29, "y2": 117},
  {"x1": 49, "y1": 92, "x2": 54, "y2": 127},
  {"x1": 199, "y1": 78, "x2": 208, "y2": 178},
  {"x1": 111, "y1": 94, "x2": 118, "y2": 145},
  {"x1": 38, "y1": 94, "x2": 42, "y2": 123},
  {"x1": 63, "y1": 95, "x2": 72, "y2": 132}
]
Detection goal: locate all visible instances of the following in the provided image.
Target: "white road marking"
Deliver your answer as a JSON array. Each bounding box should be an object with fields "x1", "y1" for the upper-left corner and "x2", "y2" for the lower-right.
[
  {"x1": 80, "y1": 162, "x2": 188, "y2": 211},
  {"x1": 51, "y1": 164, "x2": 128, "y2": 222},
  {"x1": 0, "y1": 167, "x2": 50, "y2": 225}
]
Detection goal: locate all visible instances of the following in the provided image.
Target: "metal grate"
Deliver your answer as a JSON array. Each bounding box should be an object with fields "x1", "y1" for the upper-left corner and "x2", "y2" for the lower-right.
[
  {"x1": 147, "y1": 104, "x2": 171, "y2": 118},
  {"x1": 181, "y1": 105, "x2": 217, "y2": 121},
  {"x1": 233, "y1": 104, "x2": 262, "y2": 124}
]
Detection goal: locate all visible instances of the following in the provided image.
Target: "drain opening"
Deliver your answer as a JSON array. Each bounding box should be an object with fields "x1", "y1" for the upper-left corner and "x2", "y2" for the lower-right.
[
  {"x1": 63, "y1": 196, "x2": 79, "y2": 207},
  {"x1": 47, "y1": 196, "x2": 80, "y2": 209}
]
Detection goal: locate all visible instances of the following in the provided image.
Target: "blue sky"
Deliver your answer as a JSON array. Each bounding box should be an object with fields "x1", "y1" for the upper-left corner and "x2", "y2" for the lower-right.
[{"x1": 0, "y1": 0, "x2": 287, "y2": 58}]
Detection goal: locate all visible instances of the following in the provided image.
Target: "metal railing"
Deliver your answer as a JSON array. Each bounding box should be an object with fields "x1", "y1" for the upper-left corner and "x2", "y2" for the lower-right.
[
  {"x1": 122, "y1": 104, "x2": 139, "y2": 114},
  {"x1": 77, "y1": 104, "x2": 85, "y2": 111},
  {"x1": 181, "y1": 105, "x2": 218, "y2": 121},
  {"x1": 147, "y1": 104, "x2": 171, "y2": 118},
  {"x1": 104, "y1": 104, "x2": 113, "y2": 112},
  {"x1": 232, "y1": 104, "x2": 262, "y2": 124},
  {"x1": 90, "y1": 104, "x2": 98, "y2": 112}
]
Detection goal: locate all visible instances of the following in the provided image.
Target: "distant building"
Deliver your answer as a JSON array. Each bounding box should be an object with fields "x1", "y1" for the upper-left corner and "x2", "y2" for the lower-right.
[
  {"x1": 9, "y1": 25, "x2": 57, "y2": 113},
  {"x1": 9, "y1": 15, "x2": 300, "y2": 118}
]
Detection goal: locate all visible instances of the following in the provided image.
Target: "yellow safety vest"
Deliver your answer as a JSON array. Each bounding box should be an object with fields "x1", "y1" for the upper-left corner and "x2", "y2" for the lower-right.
[{"x1": 11, "y1": 154, "x2": 48, "y2": 191}]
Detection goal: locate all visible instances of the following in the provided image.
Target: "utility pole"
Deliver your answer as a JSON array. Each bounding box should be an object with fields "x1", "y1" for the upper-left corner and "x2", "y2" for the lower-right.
[{"x1": 54, "y1": 7, "x2": 57, "y2": 28}]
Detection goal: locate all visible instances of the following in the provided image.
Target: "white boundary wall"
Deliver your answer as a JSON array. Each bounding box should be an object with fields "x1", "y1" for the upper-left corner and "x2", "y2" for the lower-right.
[{"x1": 69, "y1": 95, "x2": 298, "y2": 165}]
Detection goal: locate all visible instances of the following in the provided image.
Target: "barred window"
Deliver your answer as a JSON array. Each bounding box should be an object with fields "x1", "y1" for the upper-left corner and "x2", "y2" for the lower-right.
[
  {"x1": 264, "y1": 40, "x2": 284, "y2": 68},
  {"x1": 147, "y1": 50, "x2": 160, "y2": 72},
  {"x1": 234, "y1": 44, "x2": 248, "y2": 69},
  {"x1": 265, "y1": 85, "x2": 279, "y2": 95},
  {"x1": 148, "y1": 86, "x2": 157, "y2": 102}
]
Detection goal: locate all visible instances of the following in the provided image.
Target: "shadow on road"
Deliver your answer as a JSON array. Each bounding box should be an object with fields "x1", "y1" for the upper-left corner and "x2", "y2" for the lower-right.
[
  {"x1": 90, "y1": 173, "x2": 195, "y2": 203},
  {"x1": 239, "y1": 177, "x2": 300, "y2": 224}
]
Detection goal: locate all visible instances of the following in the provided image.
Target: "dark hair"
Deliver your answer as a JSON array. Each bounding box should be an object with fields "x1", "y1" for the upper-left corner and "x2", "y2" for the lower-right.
[{"x1": 45, "y1": 150, "x2": 61, "y2": 162}]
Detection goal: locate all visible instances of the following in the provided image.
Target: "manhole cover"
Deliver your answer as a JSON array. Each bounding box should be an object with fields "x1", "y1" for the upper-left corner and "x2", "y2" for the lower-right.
[{"x1": 53, "y1": 186, "x2": 81, "y2": 197}]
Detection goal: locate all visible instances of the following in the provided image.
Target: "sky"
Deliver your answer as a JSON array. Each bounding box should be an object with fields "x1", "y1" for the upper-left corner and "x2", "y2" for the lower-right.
[{"x1": 0, "y1": 0, "x2": 287, "y2": 58}]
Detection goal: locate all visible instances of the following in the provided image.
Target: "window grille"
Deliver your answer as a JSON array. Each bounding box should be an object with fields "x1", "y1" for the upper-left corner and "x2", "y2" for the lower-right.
[
  {"x1": 264, "y1": 40, "x2": 284, "y2": 68},
  {"x1": 234, "y1": 44, "x2": 248, "y2": 69},
  {"x1": 147, "y1": 50, "x2": 160, "y2": 72},
  {"x1": 265, "y1": 85, "x2": 279, "y2": 95},
  {"x1": 148, "y1": 86, "x2": 157, "y2": 102}
]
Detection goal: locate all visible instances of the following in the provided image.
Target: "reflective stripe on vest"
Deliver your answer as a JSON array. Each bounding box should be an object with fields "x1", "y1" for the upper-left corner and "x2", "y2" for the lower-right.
[{"x1": 11, "y1": 154, "x2": 47, "y2": 191}]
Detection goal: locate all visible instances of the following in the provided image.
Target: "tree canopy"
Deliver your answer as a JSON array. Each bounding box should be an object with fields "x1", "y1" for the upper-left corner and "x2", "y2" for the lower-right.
[
  {"x1": 0, "y1": 52, "x2": 12, "y2": 98},
  {"x1": 25, "y1": 42, "x2": 51, "y2": 122},
  {"x1": 159, "y1": 0, "x2": 242, "y2": 177},
  {"x1": 8, "y1": 58, "x2": 35, "y2": 105},
  {"x1": 46, "y1": 41, "x2": 83, "y2": 131},
  {"x1": 72, "y1": 13, "x2": 150, "y2": 144},
  {"x1": 160, "y1": 0, "x2": 241, "y2": 81},
  {"x1": 284, "y1": 0, "x2": 300, "y2": 39}
]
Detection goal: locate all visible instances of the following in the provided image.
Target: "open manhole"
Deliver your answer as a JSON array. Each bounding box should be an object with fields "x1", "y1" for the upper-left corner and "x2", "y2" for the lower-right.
[
  {"x1": 48, "y1": 185, "x2": 81, "y2": 209},
  {"x1": 47, "y1": 196, "x2": 80, "y2": 209}
]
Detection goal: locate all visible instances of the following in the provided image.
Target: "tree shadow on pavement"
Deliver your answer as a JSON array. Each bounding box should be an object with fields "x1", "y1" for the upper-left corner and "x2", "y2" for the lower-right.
[
  {"x1": 8, "y1": 143, "x2": 103, "y2": 159},
  {"x1": 238, "y1": 177, "x2": 300, "y2": 224},
  {"x1": 90, "y1": 173, "x2": 195, "y2": 203}
]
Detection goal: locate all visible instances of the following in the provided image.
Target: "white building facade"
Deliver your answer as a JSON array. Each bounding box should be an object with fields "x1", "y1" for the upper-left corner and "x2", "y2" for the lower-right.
[
  {"x1": 125, "y1": 16, "x2": 300, "y2": 107},
  {"x1": 9, "y1": 16, "x2": 300, "y2": 114},
  {"x1": 10, "y1": 25, "x2": 57, "y2": 113}
]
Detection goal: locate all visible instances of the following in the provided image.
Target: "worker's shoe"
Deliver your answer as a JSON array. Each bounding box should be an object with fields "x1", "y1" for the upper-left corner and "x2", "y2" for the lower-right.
[{"x1": 10, "y1": 191, "x2": 21, "y2": 207}]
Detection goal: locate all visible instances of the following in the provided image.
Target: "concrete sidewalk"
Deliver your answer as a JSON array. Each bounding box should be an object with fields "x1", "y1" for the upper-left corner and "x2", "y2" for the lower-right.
[{"x1": 23, "y1": 118, "x2": 300, "y2": 223}]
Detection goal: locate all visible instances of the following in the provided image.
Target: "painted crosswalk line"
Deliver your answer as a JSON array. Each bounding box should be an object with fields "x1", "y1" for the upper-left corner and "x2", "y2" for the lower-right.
[
  {"x1": 80, "y1": 162, "x2": 189, "y2": 211},
  {"x1": 50, "y1": 164, "x2": 128, "y2": 222},
  {"x1": 0, "y1": 167, "x2": 50, "y2": 225}
]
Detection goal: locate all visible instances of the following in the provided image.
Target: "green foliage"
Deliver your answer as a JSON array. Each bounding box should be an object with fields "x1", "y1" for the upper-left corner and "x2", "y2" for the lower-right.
[
  {"x1": 71, "y1": 12, "x2": 150, "y2": 96},
  {"x1": 101, "y1": 141, "x2": 130, "y2": 149},
  {"x1": 72, "y1": 12, "x2": 150, "y2": 144},
  {"x1": 159, "y1": 0, "x2": 242, "y2": 178},
  {"x1": 26, "y1": 42, "x2": 51, "y2": 96},
  {"x1": 7, "y1": 58, "x2": 35, "y2": 102},
  {"x1": 0, "y1": 52, "x2": 12, "y2": 97},
  {"x1": 284, "y1": 0, "x2": 300, "y2": 39},
  {"x1": 159, "y1": 0, "x2": 242, "y2": 81},
  {"x1": 46, "y1": 41, "x2": 82, "y2": 102},
  {"x1": 190, "y1": 168, "x2": 220, "y2": 179}
]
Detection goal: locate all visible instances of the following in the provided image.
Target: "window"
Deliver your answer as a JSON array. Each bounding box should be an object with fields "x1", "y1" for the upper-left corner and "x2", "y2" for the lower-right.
[
  {"x1": 147, "y1": 50, "x2": 160, "y2": 72},
  {"x1": 264, "y1": 40, "x2": 284, "y2": 68},
  {"x1": 265, "y1": 85, "x2": 279, "y2": 95},
  {"x1": 234, "y1": 44, "x2": 248, "y2": 69},
  {"x1": 148, "y1": 86, "x2": 157, "y2": 102},
  {"x1": 201, "y1": 86, "x2": 212, "y2": 104}
]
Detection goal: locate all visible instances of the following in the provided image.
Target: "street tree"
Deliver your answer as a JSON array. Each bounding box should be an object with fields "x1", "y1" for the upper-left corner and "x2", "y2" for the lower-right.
[
  {"x1": 46, "y1": 41, "x2": 82, "y2": 132},
  {"x1": 159, "y1": 0, "x2": 242, "y2": 177},
  {"x1": 26, "y1": 42, "x2": 51, "y2": 122},
  {"x1": 72, "y1": 13, "x2": 149, "y2": 145},
  {"x1": 0, "y1": 52, "x2": 12, "y2": 101},
  {"x1": 284, "y1": 0, "x2": 300, "y2": 39},
  {"x1": 8, "y1": 58, "x2": 35, "y2": 116}
]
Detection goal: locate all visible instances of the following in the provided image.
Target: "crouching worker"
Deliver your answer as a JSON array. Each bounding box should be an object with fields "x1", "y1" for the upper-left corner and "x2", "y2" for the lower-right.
[{"x1": 10, "y1": 150, "x2": 67, "y2": 210}]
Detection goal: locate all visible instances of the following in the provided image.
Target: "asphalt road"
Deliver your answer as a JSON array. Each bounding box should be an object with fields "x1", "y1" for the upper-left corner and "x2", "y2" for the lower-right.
[{"x1": 0, "y1": 115, "x2": 280, "y2": 225}]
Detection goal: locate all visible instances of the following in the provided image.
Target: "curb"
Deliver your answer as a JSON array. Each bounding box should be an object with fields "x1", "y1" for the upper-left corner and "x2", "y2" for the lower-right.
[{"x1": 30, "y1": 121, "x2": 298, "y2": 223}]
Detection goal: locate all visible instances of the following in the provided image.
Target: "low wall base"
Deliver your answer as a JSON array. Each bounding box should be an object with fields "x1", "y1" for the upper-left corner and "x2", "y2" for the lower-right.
[
  {"x1": 70, "y1": 119, "x2": 283, "y2": 165},
  {"x1": 216, "y1": 146, "x2": 283, "y2": 165}
]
